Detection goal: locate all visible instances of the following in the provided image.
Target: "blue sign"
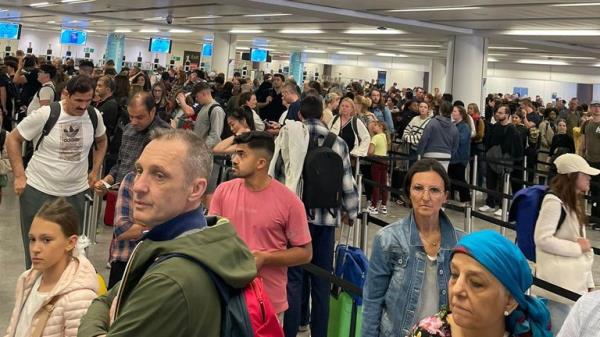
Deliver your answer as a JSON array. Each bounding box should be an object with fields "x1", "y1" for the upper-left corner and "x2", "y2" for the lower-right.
[
  {"x1": 202, "y1": 44, "x2": 212, "y2": 57},
  {"x1": 105, "y1": 33, "x2": 125, "y2": 72},
  {"x1": 0, "y1": 22, "x2": 21, "y2": 40},
  {"x1": 149, "y1": 37, "x2": 172, "y2": 54},
  {"x1": 60, "y1": 29, "x2": 87, "y2": 46},
  {"x1": 513, "y1": 87, "x2": 529, "y2": 98},
  {"x1": 251, "y1": 48, "x2": 268, "y2": 62}
]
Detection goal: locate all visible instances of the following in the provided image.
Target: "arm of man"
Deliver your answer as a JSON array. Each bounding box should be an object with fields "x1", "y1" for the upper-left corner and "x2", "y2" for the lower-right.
[
  {"x1": 89, "y1": 134, "x2": 108, "y2": 188},
  {"x1": 176, "y1": 93, "x2": 195, "y2": 117},
  {"x1": 6, "y1": 129, "x2": 26, "y2": 194},
  {"x1": 77, "y1": 286, "x2": 118, "y2": 337},
  {"x1": 254, "y1": 243, "x2": 312, "y2": 269},
  {"x1": 12, "y1": 60, "x2": 27, "y2": 85}
]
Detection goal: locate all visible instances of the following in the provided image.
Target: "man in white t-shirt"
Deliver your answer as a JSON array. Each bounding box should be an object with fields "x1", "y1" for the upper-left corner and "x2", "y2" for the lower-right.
[
  {"x1": 26, "y1": 63, "x2": 56, "y2": 114},
  {"x1": 6, "y1": 75, "x2": 107, "y2": 268}
]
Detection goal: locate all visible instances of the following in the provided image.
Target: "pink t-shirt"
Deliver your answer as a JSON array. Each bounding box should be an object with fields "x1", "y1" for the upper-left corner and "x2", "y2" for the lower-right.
[{"x1": 209, "y1": 178, "x2": 311, "y2": 313}]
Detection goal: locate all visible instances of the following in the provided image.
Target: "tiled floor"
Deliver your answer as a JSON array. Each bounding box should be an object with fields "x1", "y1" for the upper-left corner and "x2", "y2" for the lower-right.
[{"x1": 2, "y1": 186, "x2": 600, "y2": 335}]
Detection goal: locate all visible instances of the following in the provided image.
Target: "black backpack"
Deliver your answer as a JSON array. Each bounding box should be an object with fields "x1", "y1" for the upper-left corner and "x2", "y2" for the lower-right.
[
  {"x1": 302, "y1": 132, "x2": 344, "y2": 210},
  {"x1": 207, "y1": 103, "x2": 232, "y2": 140},
  {"x1": 23, "y1": 102, "x2": 98, "y2": 167}
]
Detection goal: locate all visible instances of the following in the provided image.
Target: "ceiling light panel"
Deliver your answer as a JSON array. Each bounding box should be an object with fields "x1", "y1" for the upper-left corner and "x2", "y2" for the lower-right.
[
  {"x1": 503, "y1": 30, "x2": 600, "y2": 36},
  {"x1": 186, "y1": 15, "x2": 221, "y2": 19},
  {"x1": 279, "y1": 29, "x2": 323, "y2": 34},
  {"x1": 517, "y1": 59, "x2": 569, "y2": 65},
  {"x1": 244, "y1": 13, "x2": 291, "y2": 17},
  {"x1": 345, "y1": 29, "x2": 404, "y2": 34},
  {"x1": 489, "y1": 46, "x2": 529, "y2": 50},
  {"x1": 337, "y1": 51, "x2": 363, "y2": 55},
  {"x1": 304, "y1": 49, "x2": 326, "y2": 53},
  {"x1": 230, "y1": 29, "x2": 263, "y2": 34},
  {"x1": 377, "y1": 53, "x2": 408, "y2": 57},
  {"x1": 389, "y1": 6, "x2": 482, "y2": 12},
  {"x1": 551, "y1": 2, "x2": 600, "y2": 6}
]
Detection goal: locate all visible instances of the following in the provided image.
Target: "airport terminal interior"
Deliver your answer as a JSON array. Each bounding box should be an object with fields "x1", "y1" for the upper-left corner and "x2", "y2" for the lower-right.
[{"x1": 2, "y1": 0, "x2": 600, "y2": 336}]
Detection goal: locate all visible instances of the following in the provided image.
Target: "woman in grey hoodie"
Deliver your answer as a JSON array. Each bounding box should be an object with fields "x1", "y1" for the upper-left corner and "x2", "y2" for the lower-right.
[{"x1": 417, "y1": 101, "x2": 459, "y2": 170}]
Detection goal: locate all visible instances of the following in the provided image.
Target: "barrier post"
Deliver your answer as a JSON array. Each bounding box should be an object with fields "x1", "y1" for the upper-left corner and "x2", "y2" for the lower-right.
[
  {"x1": 360, "y1": 211, "x2": 369, "y2": 255},
  {"x1": 500, "y1": 171, "x2": 511, "y2": 237},
  {"x1": 356, "y1": 173, "x2": 363, "y2": 215},
  {"x1": 89, "y1": 166, "x2": 103, "y2": 244},
  {"x1": 467, "y1": 155, "x2": 478, "y2": 233},
  {"x1": 355, "y1": 173, "x2": 363, "y2": 246},
  {"x1": 523, "y1": 157, "x2": 528, "y2": 184}
]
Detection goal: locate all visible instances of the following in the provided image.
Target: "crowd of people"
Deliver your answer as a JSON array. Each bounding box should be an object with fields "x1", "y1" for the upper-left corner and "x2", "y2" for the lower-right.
[{"x1": 0, "y1": 51, "x2": 600, "y2": 337}]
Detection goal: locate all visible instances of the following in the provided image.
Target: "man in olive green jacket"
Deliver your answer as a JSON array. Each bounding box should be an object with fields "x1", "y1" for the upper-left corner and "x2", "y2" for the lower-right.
[{"x1": 78, "y1": 129, "x2": 257, "y2": 337}]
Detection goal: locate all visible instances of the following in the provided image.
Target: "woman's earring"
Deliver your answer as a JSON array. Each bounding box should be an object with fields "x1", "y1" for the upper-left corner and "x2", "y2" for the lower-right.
[{"x1": 504, "y1": 311, "x2": 510, "y2": 316}]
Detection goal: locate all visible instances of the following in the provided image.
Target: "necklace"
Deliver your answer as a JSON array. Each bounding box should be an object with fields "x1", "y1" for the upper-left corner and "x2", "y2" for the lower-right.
[{"x1": 419, "y1": 232, "x2": 440, "y2": 247}]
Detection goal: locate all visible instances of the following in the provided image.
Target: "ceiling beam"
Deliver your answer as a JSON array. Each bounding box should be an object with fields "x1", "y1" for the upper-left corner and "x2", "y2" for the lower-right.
[{"x1": 220, "y1": 0, "x2": 473, "y2": 35}]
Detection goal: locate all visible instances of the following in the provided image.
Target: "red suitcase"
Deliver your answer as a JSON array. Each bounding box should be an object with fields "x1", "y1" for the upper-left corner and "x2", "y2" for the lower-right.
[{"x1": 104, "y1": 191, "x2": 117, "y2": 226}]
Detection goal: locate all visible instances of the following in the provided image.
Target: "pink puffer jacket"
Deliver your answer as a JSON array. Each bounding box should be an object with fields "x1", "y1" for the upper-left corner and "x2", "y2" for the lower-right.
[{"x1": 4, "y1": 254, "x2": 99, "y2": 337}]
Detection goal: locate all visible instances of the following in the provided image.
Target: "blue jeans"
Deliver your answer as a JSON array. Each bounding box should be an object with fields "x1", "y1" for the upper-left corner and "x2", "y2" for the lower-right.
[{"x1": 284, "y1": 224, "x2": 335, "y2": 337}]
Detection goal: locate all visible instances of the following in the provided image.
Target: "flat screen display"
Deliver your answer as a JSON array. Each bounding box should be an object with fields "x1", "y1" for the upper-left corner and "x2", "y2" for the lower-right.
[
  {"x1": 60, "y1": 29, "x2": 87, "y2": 45},
  {"x1": 149, "y1": 37, "x2": 172, "y2": 53},
  {"x1": 250, "y1": 48, "x2": 268, "y2": 62},
  {"x1": 0, "y1": 22, "x2": 21, "y2": 40},
  {"x1": 202, "y1": 44, "x2": 212, "y2": 57}
]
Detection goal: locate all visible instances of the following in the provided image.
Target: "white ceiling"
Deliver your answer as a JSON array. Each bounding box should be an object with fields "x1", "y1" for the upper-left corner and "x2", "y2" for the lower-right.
[{"x1": 0, "y1": 0, "x2": 599, "y2": 66}]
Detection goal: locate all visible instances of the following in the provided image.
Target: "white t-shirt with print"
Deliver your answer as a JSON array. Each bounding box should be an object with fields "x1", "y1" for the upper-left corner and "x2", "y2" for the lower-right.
[{"x1": 17, "y1": 101, "x2": 106, "y2": 196}]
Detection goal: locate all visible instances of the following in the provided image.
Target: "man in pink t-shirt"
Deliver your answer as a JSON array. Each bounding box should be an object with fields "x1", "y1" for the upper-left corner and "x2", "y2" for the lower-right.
[{"x1": 209, "y1": 131, "x2": 312, "y2": 315}]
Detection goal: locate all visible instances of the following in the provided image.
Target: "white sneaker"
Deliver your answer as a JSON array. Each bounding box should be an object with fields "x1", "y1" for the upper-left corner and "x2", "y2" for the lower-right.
[
  {"x1": 380, "y1": 206, "x2": 388, "y2": 214},
  {"x1": 494, "y1": 209, "x2": 503, "y2": 217},
  {"x1": 368, "y1": 206, "x2": 379, "y2": 215},
  {"x1": 478, "y1": 205, "x2": 494, "y2": 212}
]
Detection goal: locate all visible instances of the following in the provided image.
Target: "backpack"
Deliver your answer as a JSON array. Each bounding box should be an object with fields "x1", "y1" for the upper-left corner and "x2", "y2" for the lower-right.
[
  {"x1": 23, "y1": 102, "x2": 98, "y2": 167},
  {"x1": 152, "y1": 251, "x2": 284, "y2": 337},
  {"x1": 206, "y1": 103, "x2": 232, "y2": 140},
  {"x1": 508, "y1": 185, "x2": 566, "y2": 262},
  {"x1": 36, "y1": 83, "x2": 58, "y2": 102},
  {"x1": 331, "y1": 115, "x2": 362, "y2": 143},
  {"x1": 302, "y1": 132, "x2": 344, "y2": 210}
]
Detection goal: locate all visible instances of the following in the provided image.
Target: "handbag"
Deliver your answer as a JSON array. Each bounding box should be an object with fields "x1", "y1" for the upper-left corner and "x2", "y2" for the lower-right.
[{"x1": 31, "y1": 296, "x2": 60, "y2": 337}]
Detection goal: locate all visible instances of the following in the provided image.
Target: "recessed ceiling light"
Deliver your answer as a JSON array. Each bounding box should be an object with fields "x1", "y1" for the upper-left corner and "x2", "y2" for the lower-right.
[
  {"x1": 488, "y1": 57, "x2": 499, "y2": 62},
  {"x1": 542, "y1": 55, "x2": 596, "y2": 60},
  {"x1": 595, "y1": 63, "x2": 600, "y2": 67},
  {"x1": 143, "y1": 17, "x2": 164, "y2": 21},
  {"x1": 489, "y1": 46, "x2": 529, "y2": 50},
  {"x1": 68, "y1": 20, "x2": 80, "y2": 24},
  {"x1": 230, "y1": 29, "x2": 263, "y2": 34},
  {"x1": 85, "y1": 29, "x2": 96, "y2": 33},
  {"x1": 551, "y1": 2, "x2": 600, "y2": 6},
  {"x1": 139, "y1": 29, "x2": 160, "y2": 33},
  {"x1": 114, "y1": 29, "x2": 132, "y2": 33},
  {"x1": 488, "y1": 53, "x2": 508, "y2": 56},
  {"x1": 399, "y1": 44, "x2": 442, "y2": 48},
  {"x1": 186, "y1": 15, "x2": 222, "y2": 19},
  {"x1": 30, "y1": 2, "x2": 55, "y2": 7},
  {"x1": 236, "y1": 47, "x2": 250, "y2": 50},
  {"x1": 337, "y1": 51, "x2": 364, "y2": 55},
  {"x1": 344, "y1": 29, "x2": 404, "y2": 34},
  {"x1": 517, "y1": 59, "x2": 569, "y2": 66},
  {"x1": 341, "y1": 42, "x2": 376, "y2": 46},
  {"x1": 61, "y1": 0, "x2": 96, "y2": 3},
  {"x1": 47, "y1": 20, "x2": 56, "y2": 24},
  {"x1": 376, "y1": 52, "x2": 408, "y2": 57},
  {"x1": 304, "y1": 49, "x2": 326, "y2": 54},
  {"x1": 503, "y1": 29, "x2": 600, "y2": 36},
  {"x1": 389, "y1": 6, "x2": 482, "y2": 12},
  {"x1": 90, "y1": 19, "x2": 104, "y2": 23},
  {"x1": 279, "y1": 29, "x2": 323, "y2": 34},
  {"x1": 404, "y1": 50, "x2": 439, "y2": 53},
  {"x1": 244, "y1": 13, "x2": 291, "y2": 17},
  {"x1": 169, "y1": 29, "x2": 193, "y2": 33}
]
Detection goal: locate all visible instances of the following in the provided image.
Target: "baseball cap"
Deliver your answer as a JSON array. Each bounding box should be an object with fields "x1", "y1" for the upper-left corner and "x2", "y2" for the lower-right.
[
  {"x1": 554, "y1": 153, "x2": 600, "y2": 176},
  {"x1": 590, "y1": 100, "x2": 600, "y2": 106}
]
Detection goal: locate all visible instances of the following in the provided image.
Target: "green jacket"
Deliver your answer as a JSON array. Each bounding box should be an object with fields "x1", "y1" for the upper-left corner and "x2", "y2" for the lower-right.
[{"x1": 78, "y1": 217, "x2": 257, "y2": 337}]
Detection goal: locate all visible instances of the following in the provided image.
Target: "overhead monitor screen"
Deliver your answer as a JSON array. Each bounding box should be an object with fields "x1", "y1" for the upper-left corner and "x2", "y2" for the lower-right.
[
  {"x1": 202, "y1": 43, "x2": 213, "y2": 57},
  {"x1": 60, "y1": 29, "x2": 87, "y2": 45},
  {"x1": 149, "y1": 37, "x2": 172, "y2": 53},
  {"x1": 0, "y1": 22, "x2": 22, "y2": 40},
  {"x1": 250, "y1": 48, "x2": 268, "y2": 62}
]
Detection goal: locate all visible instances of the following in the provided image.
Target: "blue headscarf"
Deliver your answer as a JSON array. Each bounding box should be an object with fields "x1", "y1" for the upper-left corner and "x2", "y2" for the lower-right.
[{"x1": 452, "y1": 230, "x2": 552, "y2": 337}]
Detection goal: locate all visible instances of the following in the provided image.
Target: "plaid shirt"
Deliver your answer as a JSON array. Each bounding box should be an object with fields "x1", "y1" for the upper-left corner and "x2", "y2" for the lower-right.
[
  {"x1": 108, "y1": 117, "x2": 170, "y2": 183},
  {"x1": 109, "y1": 172, "x2": 137, "y2": 263},
  {"x1": 304, "y1": 119, "x2": 359, "y2": 226}
]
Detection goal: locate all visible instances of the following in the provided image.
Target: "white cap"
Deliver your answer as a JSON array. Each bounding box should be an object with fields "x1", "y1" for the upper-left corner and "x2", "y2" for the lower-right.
[{"x1": 554, "y1": 153, "x2": 600, "y2": 176}]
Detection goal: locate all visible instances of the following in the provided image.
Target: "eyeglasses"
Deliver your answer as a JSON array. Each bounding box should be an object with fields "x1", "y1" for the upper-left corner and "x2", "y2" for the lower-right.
[{"x1": 411, "y1": 185, "x2": 444, "y2": 197}]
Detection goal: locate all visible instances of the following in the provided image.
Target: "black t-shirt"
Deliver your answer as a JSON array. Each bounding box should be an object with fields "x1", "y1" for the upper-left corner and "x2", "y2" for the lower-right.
[
  {"x1": 20, "y1": 69, "x2": 42, "y2": 106},
  {"x1": 285, "y1": 99, "x2": 301, "y2": 121},
  {"x1": 0, "y1": 73, "x2": 15, "y2": 117},
  {"x1": 96, "y1": 97, "x2": 120, "y2": 141},
  {"x1": 258, "y1": 89, "x2": 285, "y2": 122},
  {"x1": 339, "y1": 121, "x2": 356, "y2": 154}
]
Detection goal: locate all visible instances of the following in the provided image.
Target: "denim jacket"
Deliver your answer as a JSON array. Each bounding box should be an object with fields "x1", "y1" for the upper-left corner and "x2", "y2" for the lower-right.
[
  {"x1": 371, "y1": 106, "x2": 396, "y2": 135},
  {"x1": 361, "y1": 211, "x2": 464, "y2": 337}
]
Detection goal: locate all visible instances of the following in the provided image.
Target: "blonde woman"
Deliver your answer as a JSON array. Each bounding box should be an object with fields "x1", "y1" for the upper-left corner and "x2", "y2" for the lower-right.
[
  {"x1": 329, "y1": 97, "x2": 371, "y2": 157},
  {"x1": 322, "y1": 92, "x2": 340, "y2": 126}
]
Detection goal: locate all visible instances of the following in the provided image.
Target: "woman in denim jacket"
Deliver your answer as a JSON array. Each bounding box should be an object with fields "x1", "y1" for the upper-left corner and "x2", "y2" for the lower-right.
[{"x1": 362, "y1": 158, "x2": 464, "y2": 337}]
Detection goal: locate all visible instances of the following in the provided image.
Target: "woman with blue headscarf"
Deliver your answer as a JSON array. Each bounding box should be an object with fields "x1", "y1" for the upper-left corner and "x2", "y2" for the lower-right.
[{"x1": 409, "y1": 230, "x2": 552, "y2": 337}]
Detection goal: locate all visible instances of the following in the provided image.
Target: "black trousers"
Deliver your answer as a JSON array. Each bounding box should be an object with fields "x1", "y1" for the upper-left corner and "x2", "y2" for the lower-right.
[
  {"x1": 448, "y1": 163, "x2": 470, "y2": 202},
  {"x1": 590, "y1": 162, "x2": 600, "y2": 221},
  {"x1": 108, "y1": 260, "x2": 128, "y2": 290},
  {"x1": 485, "y1": 163, "x2": 503, "y2": 208}
]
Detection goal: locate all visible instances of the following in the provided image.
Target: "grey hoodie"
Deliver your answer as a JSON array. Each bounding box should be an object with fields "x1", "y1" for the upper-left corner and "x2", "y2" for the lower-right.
[{"x1": 417, "y1": 115, "x2": 459, "y2": 156}]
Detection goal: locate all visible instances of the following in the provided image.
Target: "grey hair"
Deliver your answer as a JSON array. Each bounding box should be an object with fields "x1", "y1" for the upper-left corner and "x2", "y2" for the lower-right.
[{"x1": 149, "y1": 129, "x2": 213, "y2": 183}]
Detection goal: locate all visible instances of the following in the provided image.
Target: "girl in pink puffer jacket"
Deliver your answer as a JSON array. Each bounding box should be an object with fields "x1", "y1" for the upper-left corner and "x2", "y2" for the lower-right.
[{"x1": 4, "y1": 198, "x2": 99, "y2": 337}]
